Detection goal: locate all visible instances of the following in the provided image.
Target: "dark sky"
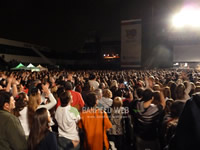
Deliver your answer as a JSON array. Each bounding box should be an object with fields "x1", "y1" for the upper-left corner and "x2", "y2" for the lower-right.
[
  {"x1": 0, "y1": 1, "x2": 122, "y2": 52},
  {"x1": 0, "y1": 0, "x2": 179, "y2": 52}
]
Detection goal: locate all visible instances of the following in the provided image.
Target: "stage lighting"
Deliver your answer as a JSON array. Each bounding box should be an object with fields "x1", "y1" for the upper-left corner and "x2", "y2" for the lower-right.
[
  {"x1": 172, "y1": 6, "x2": 200, "y2": 28},
  {"x1": 184, "y1": 63, "x2": 188, "y2": 67}
]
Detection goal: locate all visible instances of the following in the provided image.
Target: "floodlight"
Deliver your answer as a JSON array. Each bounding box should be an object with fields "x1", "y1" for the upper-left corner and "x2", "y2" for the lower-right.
[
  {"x1": 172, "y1": 6, "x2": 200, "y2": 28},
  {"x1": 184, "y1": 63, "x2": 188, "y2": 67}
]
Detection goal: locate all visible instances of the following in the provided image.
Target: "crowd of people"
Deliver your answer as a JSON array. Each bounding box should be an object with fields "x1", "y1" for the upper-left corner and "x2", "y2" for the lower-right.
[{"x1": 0, "y1": 69, "x2": 200, "y2": 150}]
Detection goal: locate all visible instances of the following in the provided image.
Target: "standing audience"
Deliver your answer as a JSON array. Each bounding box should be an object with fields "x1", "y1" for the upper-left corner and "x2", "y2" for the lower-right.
[{"x1": 0, "y1": 90, "x2": 27, "y2": 150}]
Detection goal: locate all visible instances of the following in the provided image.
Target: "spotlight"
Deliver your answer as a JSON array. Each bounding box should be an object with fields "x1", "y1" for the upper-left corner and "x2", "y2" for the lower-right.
[{"x1": 172, "y1": 6, "x2": 200, "y2": 28}]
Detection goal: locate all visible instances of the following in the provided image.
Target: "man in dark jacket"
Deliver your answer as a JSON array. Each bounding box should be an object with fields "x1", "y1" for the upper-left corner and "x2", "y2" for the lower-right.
[
  {"x1": 0, "y1": 91, "x2": 27, "y2": 150},
  {"x1": 169, "y1": 93, "x2": 200, "y2": 150}
]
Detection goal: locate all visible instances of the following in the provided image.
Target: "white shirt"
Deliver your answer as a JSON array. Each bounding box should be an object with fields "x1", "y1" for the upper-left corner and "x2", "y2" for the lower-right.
[
  {"x1": 89, "y1": 80, "x2": 99, "y2": 90},
  {"x1": 99, "y1": 97, "x2": 113, "y2": 109},
  {"x1": 55, "y1": 105, "x2": 80, "y2": 141},
  {"x1": 38, "y1": 93, "x2": 57, "y2": 110},
  {"x1": 19, "y1": 107, "x2": 29, "y2": 136}
]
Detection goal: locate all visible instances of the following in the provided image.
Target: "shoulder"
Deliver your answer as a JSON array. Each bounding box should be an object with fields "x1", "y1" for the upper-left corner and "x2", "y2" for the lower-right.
[
  {"x1": 69, "y1": 106, "x2": 80, "y2": 117},
  {"x1": 2, "y1": 111, "x2": 18, "y2": 121},
  {"x1": 157, "y1": 104, "x2": 164, "y2": 111},
  {"x1": 46, "y1": 131, "x2": 57, "y2": 139},
  {"x1": 39, "y1": 131, "x2": 57, "y2": 148},
  {"x1": 0, "y1": 111, "x2": 20, "y2": 127},
  {"x1": 108, "y1": 98, "x2": 113, "y2": 102},
  {"x1": 55, "y1": 106, "x2": 64, "y2": 115}
]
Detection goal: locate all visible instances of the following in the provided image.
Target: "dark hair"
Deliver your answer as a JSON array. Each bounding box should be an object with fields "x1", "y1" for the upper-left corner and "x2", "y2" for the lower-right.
[
  {"x1": 13, "y1": 92, "x2": 28, "y2": 117},
  {"x1": 136, "y1": 87, "x2": 144, "y2": 98},
  {"x1": 30, "y1": 87, "x2": 39, "y2": 96},
  {"x1": 152, "y1": 91, "x2": 161, "y2": 105},
  {"x1": 28, "y1": 108, "x2": 49, "y2": 150},
  {"x1": 170, "y1": 82, "x2": 177, "y2": 100},
  {"x1": 36, "y1": 83, "x2": 42, "y2": 93},
  {"x1": 176, "y1": 83, "x2": 185, "y2": 100},
  {"x1": 0, "y1": 79, "x2": 7, "y2": 88},
  {"x1": 57, "y1": 86, "x2": 65, "y2": 98},
  {"x1": 85, "y1": 92, "x2": 97, "y2": 108},
  {"x1": 82, "y1": 82, "x2": 91, "y2": 92},
  {"x1": 89, "y1": 74, "x2": 96, "y2": 80},
  {"x1": 142, "y1": 88, "x2": 153, "y2": 102},
  {"x1": 60, "y1": 91, "x2": 72, "y2": 107},
  {"x1": 64, "y1": 81, "x2": 73, "y2": 90},
  {"x1": 170, "y1": 101, "x2": 185, "y2": 118},
  {"x1": 0, "y1": 91, "x2": 12, "y2": 110}
]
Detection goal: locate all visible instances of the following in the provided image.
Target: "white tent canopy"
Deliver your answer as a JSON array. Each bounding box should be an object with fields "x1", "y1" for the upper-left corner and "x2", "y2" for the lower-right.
[
  {"x1": 37, "y1": 64, "x2": 48, "y2": 71},
  {"x1": 27, "y1": 63, "x2": 40, "y2": 72},
  {"x1": 27, "y1": 63, "x2": 35, "y2": 68}
]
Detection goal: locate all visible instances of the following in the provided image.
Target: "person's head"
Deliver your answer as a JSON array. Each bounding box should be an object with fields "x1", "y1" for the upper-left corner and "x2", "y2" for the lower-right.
[
  {"x1": 56, "y1": 86, "x2": 65, "y2": 98},
  {"x1": 0, "y1": 79, "x2": 7, "y2": 88},
  {"x1": 176, "y1": 83, "x2": 185, "y2": 100},
  {"x1": 99, "y1": 82, "x2": 106, "y2": 90},
  {"x1": 64, "y1": 81, "x2": 73, "y2": 90},
  {"x1": 110, "y1": 80, "x2": 118, "y2": 89},
  {"x1": 0, "y1": 91, "x2": 15, "y2": 112},
  {"x1": 94, "y1": 89, "x2": 102, "y2": 100},
  {"x1": 152, "y1": 91, "x2": 161, "y2": 105},
  {"x1": 103, "y1": 89, "x2": 112, "y2": 99},
  {"x1": 163, "y1": 86, "x2": 171, "y2": 99},
  {"x1": 33, "y1": 79, "x2": 41, "y2": 87},
  {"x1": 141, "y1": 88, "x2": 154, "y2": 102},
  {"x1": 28, "y1": 108, "x2": 50, "y2": 150},
  {"x1": 85, "y1": 92, "x2": 97, "y2": 108},
  {"x1": 29, "y1": 89, "x2": 41, "y2": 111},
  {"x1": 149, "y1": 76, "x2": 155, "y2": 88},
  {"x1": 82, "y1": 81, "x2": 91, "y2": 92},
  {"x1": 113, "y1": 96, "x2": 123, "y2": 108},
  {"x1": 153, "y1": 84, "x2": 160, "y2": 91},
  {"x1": 165, "y1": 99, "x2": 174, "y2": 115},
  {"x1": 89, "y1": 73, "x2": 96, "y2": 80},
  {"x1": 136, "y1": 87, "x2": 144, "y2": 99},
  {"x1": 13, "y1": 92, "x2": 28, "y2": 117},
  {"x1": 17, "y1": 84, "x2": 24, "y2": 92},
  {"x1": 59, "y1": 91, "x2": 73, "y2": 107},
  {"x1": 170, "y1": 81, "x2": 177, "y2": 100},
  {"x1": 137, "y1": 80, "x2": 145, "y2": 88}
]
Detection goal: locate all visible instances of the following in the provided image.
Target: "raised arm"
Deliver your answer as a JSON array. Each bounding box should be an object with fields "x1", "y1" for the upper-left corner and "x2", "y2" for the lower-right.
[{"x1": 38, "y1": 84, "x2": 57, "y2": 110}]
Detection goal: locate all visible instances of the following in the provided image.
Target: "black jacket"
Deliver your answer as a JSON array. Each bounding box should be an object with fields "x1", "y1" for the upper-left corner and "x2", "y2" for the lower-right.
[{"x1": 169, "y1": 93, "x2": 200, "y2": 150}]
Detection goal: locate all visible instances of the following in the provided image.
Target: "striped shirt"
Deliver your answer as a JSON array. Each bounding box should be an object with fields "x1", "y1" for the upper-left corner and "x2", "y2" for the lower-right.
[{"x1": 133, "y1": 100, "x2": 163, "y2": 140}]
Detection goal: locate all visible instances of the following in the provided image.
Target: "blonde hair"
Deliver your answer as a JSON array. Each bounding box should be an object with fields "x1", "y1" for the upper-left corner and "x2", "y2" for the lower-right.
[
  {"x1": 153, "y1": 84, "x2": 160, "y2": 91},
  {"x1": 113, "y1": 96, "x2": 123, "y2": 108},
  {"x1": 103, "y1": 89, "x2": 112, "y2": 98},
  {"x1": 28, "y1": 91, "x2": 41, "y2": 129},
  {"x1": 110, "y1": 80, "x2": 118, "y2": 88},
  {"x1": 28, "y1": 92, "x2": 41, "y2": 111},
  {"x1": 163, "y1": 86, "x2": 171, "y2": 99}
]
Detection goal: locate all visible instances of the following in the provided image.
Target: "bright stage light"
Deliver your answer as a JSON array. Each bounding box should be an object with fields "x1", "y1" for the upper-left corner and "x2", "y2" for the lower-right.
[
  {"x1": 184, "y1": 63, "x2": 188, "y2": 67},
  {"x1": 172, "y1": 6, "x2": 200, "y2": 28}
]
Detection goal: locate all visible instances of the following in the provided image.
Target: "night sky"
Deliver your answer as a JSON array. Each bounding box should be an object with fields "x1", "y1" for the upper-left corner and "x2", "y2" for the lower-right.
[
  {"x1": 0, "y1": 1, "x2": 121, "y2": 52},
  {"x1": 0, "y1": 0, "x2": 181, "y2": 52}
]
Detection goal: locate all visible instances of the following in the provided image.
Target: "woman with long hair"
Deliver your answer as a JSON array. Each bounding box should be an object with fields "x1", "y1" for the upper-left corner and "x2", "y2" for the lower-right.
[
  {"x1": 28, "y1": 108, "x2": 58, "y2": 150},
  {"x1": 28, "y1": 84, "x2": 57, "y2": 130}
]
